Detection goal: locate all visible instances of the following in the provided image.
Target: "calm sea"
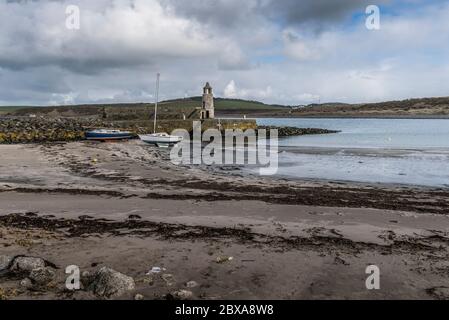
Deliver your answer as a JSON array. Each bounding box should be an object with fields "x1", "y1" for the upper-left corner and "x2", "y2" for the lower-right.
[{"x1": 256, "y1": 118, "x2": 449, "y2": 187}]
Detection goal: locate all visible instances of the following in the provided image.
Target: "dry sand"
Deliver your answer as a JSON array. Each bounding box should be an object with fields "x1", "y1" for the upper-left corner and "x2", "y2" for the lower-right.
[{"x1": 1, "y1": 141, "x2": 449, "y2": 300}]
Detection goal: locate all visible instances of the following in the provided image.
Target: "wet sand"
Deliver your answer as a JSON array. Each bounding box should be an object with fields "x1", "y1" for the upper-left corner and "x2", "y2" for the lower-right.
[{"x1": 1, "y1": 141, "x2": 449, "y2": 300}]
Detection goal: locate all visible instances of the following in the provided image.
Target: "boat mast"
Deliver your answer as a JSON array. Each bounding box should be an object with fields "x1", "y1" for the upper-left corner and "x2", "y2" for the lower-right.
[{"x1": 153, "y1": 73, "x2": 160, "y2": 134}]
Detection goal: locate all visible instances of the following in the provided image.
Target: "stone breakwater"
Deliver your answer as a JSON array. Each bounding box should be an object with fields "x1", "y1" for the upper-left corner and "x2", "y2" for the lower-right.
[
  {"x1": 0, "y1": 117, "x2": 111, "y2": 143},
  {"x1": 0, "y1": 117, "x2": 258, "y2": 144},
  {"x1": 258, "y1": 125, "x2": 340, "y2": 137},
  {"x1": 0, "y1": 117, "x2": 337, "y2": 144}
]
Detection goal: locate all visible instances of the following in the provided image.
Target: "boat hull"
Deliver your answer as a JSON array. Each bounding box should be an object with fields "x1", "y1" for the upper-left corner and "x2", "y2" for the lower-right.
[
  {"x1": 138, "y1": 134, "x2": 183, "y2": 147},
  {"x1": 85, "y1": 132, "x2": 133, "y2": 141}
]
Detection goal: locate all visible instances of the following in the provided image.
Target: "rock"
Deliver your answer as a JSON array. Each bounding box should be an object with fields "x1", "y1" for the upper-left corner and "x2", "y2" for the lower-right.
[
  {"x1": 0, "y1": 255, "x2": 13, "y2": 272},
  {"x1": 134, "y1": 293, "x2": 144, "y2": 300},
  {"x1": 0, "y1": 117, "x2": 135, "y2": 144},
  {"x1": 257, "y1": 126, "x2": 340, "y2": 137},
  {"x1": 89, "y1": 267, "x2": 135, "y2": 298},
  {"x1": 20, "y1": 278, "x2": 33, "y2": 289},
  {"x1": 172, "y1": 289, "x2": 194, "y2": 300},
  {"x1": 142, "y1": 274, "x2": 155, "y2": 286},
  {"x1": 427, "y1": 287, "x2": 449, "y2": 300},
  {"x1": 162, "y1": 274, "x2": 175, "y2": 287},
  {"x1": 81, "y1": 270, "x2": 94, "y2": 288},
  {"x1": 10, "y1": 257, "x2": 45, "y2": 273},
  {"x1": 185, "y1": 281, "x2": 199, "y2": 288},
  {"x1": 29, "y1": 267, "x2": 56, "y2": 285},
  {"x1": 216, "y1": 256, "x2": 233, "y2": 264}
]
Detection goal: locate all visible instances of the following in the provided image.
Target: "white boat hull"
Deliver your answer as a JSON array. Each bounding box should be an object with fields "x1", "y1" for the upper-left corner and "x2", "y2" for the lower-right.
[{"x1": 139, "y1": 134, "x2": 183, "y2": 147}]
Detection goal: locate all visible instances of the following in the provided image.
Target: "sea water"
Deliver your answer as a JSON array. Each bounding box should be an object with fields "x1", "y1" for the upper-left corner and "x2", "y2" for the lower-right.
[{"x1": 255, "y1": 118, "x2": 449, "y2": 187}]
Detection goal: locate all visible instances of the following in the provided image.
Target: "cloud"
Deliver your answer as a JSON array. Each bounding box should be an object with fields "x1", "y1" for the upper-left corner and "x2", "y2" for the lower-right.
[
  {"x1": 223, "y1": 80, "x2": 273, "y2": 101},
  {"x1": 0, "y1": 0, "x2": 220, "y2": 74},
  {"x1": 1, "y1": 0, "x2": 449, "y2": 106},
  {"x1": 164, "y1": 0, "x2": 389, "y2": 31},
  {"x1": 162, "y1": 0, "x2": 260, "y2": 29},
  {"x1": 223, "y1": 80, "x2": 237, "y2": 98},
  {"x1": 294, "y1": 93, "x2": 321, "y2": 103},
  {"x1": 218, "y1": 45, "x2": 253, "y2": 70},
  {"x1": 282, "y1": 30, "x2": 321, "y2": 61},
  {"x1": 262, "y1": 0, "x2": 389, "y2": 29}
]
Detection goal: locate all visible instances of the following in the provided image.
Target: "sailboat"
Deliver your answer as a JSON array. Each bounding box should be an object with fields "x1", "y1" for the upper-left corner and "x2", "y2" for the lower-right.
[
  {"x1": 85, "y1": 129, "x2": 133, "y2": 141},
  {"x1": 138, "y1": 73, "x2": 183, "y2": 147}
]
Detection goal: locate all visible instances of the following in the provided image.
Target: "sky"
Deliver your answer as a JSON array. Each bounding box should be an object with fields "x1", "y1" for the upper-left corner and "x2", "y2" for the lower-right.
[{"x1": 1, "y1": 0, "x2": 449, "y2": 106}]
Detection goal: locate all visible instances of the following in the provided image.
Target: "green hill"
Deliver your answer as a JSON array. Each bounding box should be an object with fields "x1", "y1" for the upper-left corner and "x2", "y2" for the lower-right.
[
  {"x1": 3, "y1": 95, "x2": 449, "y2": 118},
  {"x1": 0, "y1": 106, "x2": 32, "y2": 115},
  {"x1": 0, "y1": 97, "x2": 285, "y2": 119},
  {"x1": 290, "y1": 97, "x2": 449, "y2": 118}
]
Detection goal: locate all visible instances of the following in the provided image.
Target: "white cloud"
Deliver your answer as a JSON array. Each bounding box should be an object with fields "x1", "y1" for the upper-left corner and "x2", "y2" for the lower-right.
[
  {"x1": 1, "y1": 0, "x2": 449, "y2": 106},
  {"x1": 223, "y1": 80, "x2": 273, "y2": 100},
  {"x1": 224, "y1": 80, "x2": 237, "y2": 98},
  {"x1": 0, "y1": 0, "x2": 221, "y2": 72},
  {"x1": 282, "y1": 30, "x2": 321, "y2": 61},
  {"x1": 218, "y1": 45, "x2": 253, "y2": 70},
  {"x1": 294, "y1": 93, "x2": 321, "y2": 103}
]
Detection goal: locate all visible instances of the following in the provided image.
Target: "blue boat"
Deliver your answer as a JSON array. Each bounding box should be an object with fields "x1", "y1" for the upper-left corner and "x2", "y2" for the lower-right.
[{"x1": 85, "y1": 129, "x2": 133, "y2": 141}]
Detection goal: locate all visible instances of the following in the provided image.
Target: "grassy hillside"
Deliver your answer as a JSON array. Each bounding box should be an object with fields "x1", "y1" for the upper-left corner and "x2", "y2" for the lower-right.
[
  {"x1": 3, "y1": 96, "x2": 449, "y2": 118},
  {"x1": 0, "y1": 97, "x2": 285, "y2": 119},
  {"x1": 0, "y1": 106, "x2": 32, "y2": 115},
  {"x1": 157, "y1": 97, "x2": 283, "y2": 110},
  {"x1": 290, "y1": 97, "x2": 449, "y2": 117},
  {"x1": 214, "y1": 98, "x2": 283, "y2": 110}
]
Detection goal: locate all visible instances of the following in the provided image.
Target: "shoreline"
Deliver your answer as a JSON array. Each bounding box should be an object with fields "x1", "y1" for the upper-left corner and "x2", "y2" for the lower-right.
[
  {"x1": 1, "y1": 141, "x2": 449, "y2": 300},
  {"x1": 218, "y1": 114, "x2": 449, "y2": 120}
]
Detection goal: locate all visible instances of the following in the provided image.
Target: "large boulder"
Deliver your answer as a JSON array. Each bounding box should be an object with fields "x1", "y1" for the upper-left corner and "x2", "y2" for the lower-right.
[
  {"x1": 89, "y1": 267, "x2": 135, "y2": 299},
  {"x1": 10, "y1": 257, "x2": 45, "y2": 273},
  {"x1": 0, "y1": 255, "x2": 13, "y2": 272}
]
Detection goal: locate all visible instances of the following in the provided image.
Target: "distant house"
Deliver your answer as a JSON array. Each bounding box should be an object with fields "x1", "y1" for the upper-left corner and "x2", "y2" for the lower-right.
[{"x1": 291, "y1": 105, "x2": 306, "y2": 110}]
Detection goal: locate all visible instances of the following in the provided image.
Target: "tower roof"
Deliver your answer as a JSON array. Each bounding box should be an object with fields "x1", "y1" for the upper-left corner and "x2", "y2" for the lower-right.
[{"x1": 204, "y1": 82, "x2": 212, "y2": 89}]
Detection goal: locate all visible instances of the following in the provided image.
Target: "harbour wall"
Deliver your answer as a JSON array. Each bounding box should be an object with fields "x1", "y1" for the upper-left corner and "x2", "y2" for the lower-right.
[{"x1": 0, "y1": 117, "x2": 257, "y2": 144}]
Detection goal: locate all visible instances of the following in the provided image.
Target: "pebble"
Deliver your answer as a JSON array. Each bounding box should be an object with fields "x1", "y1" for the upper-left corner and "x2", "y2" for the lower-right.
[
  {"x1": 162, "y1": 274, "x2": 175, "y2": 287},
  {"x1": 134, "y1": 294, "x2": 144, "y2": 300},
  {"x1": 20, "y1": 278, "x2": 33, "y2": 289},
  {"x1": 172, "y1": 289, "x2": 194, "y2": 300},
  {"x1": 216, "y1": 256, "x2": 233, "y2": 264},
  {"x1": 185, "y1": 281, "x2": 199, "y2": 288}
]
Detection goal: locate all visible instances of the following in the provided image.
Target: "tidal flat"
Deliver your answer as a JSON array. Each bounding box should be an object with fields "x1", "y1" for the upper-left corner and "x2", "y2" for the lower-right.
[{"x1": 1, "y1": 141, "x2": 449, "y2": 300}]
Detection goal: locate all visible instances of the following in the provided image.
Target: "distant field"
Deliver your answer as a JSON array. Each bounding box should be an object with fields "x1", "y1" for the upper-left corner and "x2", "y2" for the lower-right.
[
  {"x1": 0, "y1": 106, "x2": 32, "y2": 115},
  {"x1": 215, "y1": 99, "x2": 282, "y2": 110},
  {"x1": 1, "y1": 98, "x2": 285, "y2": 118},
  {"x1": 289, "y1": 97, "x2": 449, "y2": 118},
  {"x1": 3, "y1": 96, "x2": 449, "y2": 118},
  {"x1": 159, "y1": 97, "x2": 283, "y2": 110}
]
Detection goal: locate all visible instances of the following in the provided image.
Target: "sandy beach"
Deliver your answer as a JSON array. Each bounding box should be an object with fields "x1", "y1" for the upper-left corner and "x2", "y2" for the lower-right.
[{"x1": 1, "y1": 141, "x2": 449, "y2": 300}]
